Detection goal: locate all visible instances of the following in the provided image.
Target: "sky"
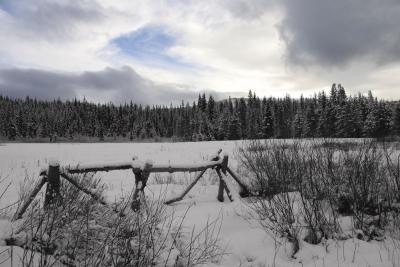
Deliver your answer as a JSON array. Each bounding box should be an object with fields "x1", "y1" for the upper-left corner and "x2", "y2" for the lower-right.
[{"x1": 0, "y1": 0, "x2": 399, "y2": 105}]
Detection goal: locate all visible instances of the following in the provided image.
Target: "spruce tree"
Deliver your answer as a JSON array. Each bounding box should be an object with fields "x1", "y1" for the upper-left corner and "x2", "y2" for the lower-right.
[
  {"x1": 393, "y1": 103, "x2": 400, "y2": 136},
  {"x1": 238, "y1": 98, "x2": 247, "y2": 138},
  {"x1": 330, "y1": 83, "x2": 338, "y2": 104},
  {"x1": 337, "y1": 84, "x2": 347, "y2": 104},
  {"x1": 293, "y1": 112, "x2": 304, "y2": 138},
  {"x1": 207, "y1": 95, "x2": 215, "y2": 121},
  {"x1": 262, "y1": 106, "x2": 274, "y2": 138},
  {"x1": 228, "y1": 115, "x2": 241, "y2": 140},
  {"x1": 0, "y1": 84, "x2": 397, "y2": 141},
  {"x1": 336, "y1": 102, "x2": 356, "y2": 137},
  {"x1": 304, "y1": 105, "x2": 318, "y2": 137},
  {"x1": 363, "y1": 105, "x2": 378, "y2": 138},
  {"x1": 325, "y1": 101, "x2": 337, "y2": 137},
  {"x1": 375, "y1": 103, "x2": 391, "y2": 138},
  {"x1": 7, "y1": 123, "x2": 17, "y2": 140}
]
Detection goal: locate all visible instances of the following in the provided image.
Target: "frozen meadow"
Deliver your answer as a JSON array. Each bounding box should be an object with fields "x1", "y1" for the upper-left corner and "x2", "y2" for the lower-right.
[{"x1": 1, "y1": 141, "x2": 400, "y2": 267}]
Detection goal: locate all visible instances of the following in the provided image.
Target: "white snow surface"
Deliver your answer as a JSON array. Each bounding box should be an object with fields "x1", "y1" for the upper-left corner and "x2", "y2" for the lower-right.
[{"x1": 0, "y1": 141, "x2": 399, "y2": 267}]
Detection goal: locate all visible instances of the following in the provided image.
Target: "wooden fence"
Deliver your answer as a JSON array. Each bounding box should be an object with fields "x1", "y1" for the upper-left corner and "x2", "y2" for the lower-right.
[{"x1": 13, "y1": 149, "x2": 250, "y2": 220}]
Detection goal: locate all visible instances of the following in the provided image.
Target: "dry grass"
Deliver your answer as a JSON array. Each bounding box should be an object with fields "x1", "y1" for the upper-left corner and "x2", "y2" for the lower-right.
[
  {"x1": 239, "y1": 139, "x2": 400, "y2": 256},
  {"x1": 2, "y1": 172, "x2": 223, "y2": 266}
]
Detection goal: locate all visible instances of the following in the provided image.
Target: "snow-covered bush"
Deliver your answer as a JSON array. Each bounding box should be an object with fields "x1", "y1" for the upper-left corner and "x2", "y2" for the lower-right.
[
  {"x1": 340, "y1": 142, "x2": 387, "y2": 237},
  {"x1": 240, "y1": 140, "x2": 339, "y2": 253},
  {"x1": 239, "y1": 140, "x2": 400, "y2": 250},
  {"x1": 237, "y1": 140, "x2": 300, "y2": 197},
  {"x1": 247, "y1": 192, "x2": 301, "y2": 256},
  {"x1": 5, "y1": 173, "x2": 223, "y2": 266}
]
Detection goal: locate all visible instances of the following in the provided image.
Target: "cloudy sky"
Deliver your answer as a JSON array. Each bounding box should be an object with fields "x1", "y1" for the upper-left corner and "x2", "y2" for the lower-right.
[{"x1": 0, "y1": 0, "x2": 399, "y2": 104}]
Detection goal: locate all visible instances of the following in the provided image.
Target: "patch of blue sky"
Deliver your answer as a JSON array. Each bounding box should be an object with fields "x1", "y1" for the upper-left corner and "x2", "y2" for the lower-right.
[
  {"x1": 112, "y1": 25, "x2": 200, "y2": 71},
  {"x1": 0, "y1": 1, "x2": 15, "y2": 15}
]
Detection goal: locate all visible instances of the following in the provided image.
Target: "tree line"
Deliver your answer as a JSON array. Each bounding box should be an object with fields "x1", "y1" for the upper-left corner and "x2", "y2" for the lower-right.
[{"x1": 1, "y1": 84, "x2": 400, "y2": 141}]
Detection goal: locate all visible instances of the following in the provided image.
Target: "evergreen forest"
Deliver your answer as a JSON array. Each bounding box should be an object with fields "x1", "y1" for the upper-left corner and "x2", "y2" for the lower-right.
[{"x1": 1, "y1": 84, "x2": 400, "y2": 141}]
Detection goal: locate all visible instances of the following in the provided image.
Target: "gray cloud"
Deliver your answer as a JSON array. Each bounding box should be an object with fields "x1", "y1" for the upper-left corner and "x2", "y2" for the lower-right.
[
  {"x1": 223, "y1": 0, "x2": 275, "y2": 20},
  {"x1": 0, "y1": 66, "x2": 206, "y2": 105},
  {"x1": 0, "y1": 0, "x2": 105, "y2": 41},
  {"x1": 277, "y1": 0, "x2": 400, "y2": 67}
]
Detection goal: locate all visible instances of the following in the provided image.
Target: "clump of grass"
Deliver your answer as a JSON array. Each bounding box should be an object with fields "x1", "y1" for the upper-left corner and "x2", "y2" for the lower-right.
[
  {"x1": 312, "y1": 140, "x2": 361, "y2": 151},
  {"x1": 152, "y1": 173, "x2": 175, "y2": 184}
]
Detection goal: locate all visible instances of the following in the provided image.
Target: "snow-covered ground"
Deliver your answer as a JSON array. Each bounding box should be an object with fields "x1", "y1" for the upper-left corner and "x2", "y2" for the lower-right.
[{"x1": 1, "y1": 141, "x2": 399, "y2": 267}]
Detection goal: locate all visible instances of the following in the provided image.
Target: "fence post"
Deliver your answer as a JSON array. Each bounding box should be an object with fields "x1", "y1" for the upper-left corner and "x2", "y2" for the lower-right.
[
  {"x1": 131, "y1": 161, "x2": 153, "y2": 211},
  {"x1": 44, "y1": 161, "x2": 61, "y2": 208},
  {"x1": 221, "y1": 154, "x2": 228, "y2": 174}
]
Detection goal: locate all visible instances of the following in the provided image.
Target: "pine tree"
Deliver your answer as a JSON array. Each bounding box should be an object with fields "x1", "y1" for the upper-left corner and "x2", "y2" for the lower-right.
[
  {"x1": 197, "y1": 93, "x2": 207, "y2": 113},
  {"x1": 375, "y1": 103, "x2": 391, "y2": 138},
  {"x1": 318, "y1": 91, "x2": 328, "y2": 110},
  {"x1": 215, "y1": 113, "x2": 229, "y2": 140},
  {"x1": 237, "y1": 98, "x2": 247, "y2": 138},
  {"x1": 228, "y1": 115, "x2": 241, "y2": 140},
  {"x1": 304, "y1": 105, "x2": 318, "y2": 137},
  {"x1": 247, "y1": 90, "x2": 258, "y2": 139},
  {"x1": 96, "y1": 122, "x2": 105, "y2": 141},
  {"x1": 273, "y1": 105, "x2": 284, "y2": 138},
  {"x1": 0, "y1": 84, "x2": 397, "y2": 141},
  {"x1": 7, "y1": 123, "x2": 17, "y2": 140},
  {"x1": 16, "y1": 110, "x2": 27, "y2": 138},
  {"x1": 207, "y1": 95, "x2": 215, "y2": 121},
  {"x1": 262, "y1": 105, "x2": 274, "y2": 138},
  {"x1": 330, "y1": 83, "x2": 338, "y2": 104},
  {"x1": 325, "y1": 101, "x2": 337, "y2": 137},
  {"x1": 363, "y1": 109, "x2": 376, "y2": 138},
  {"x1": 228, "y1": 97, "x2": 234, "y2": 114},
  {"x1": 337, "y1": 84, "x2": 347, "y2": 104},
  {"x1": 293, "y1": 112, "x2": 303, "y2": 138},
  {"x1": 336, "y1": 101, "x2": 356, "y2": 137},
  {"x1": 317, "y1": 104, "x2": 331, "y2": 138},
  {"x1": 353, "y1": 96, "x2": 367, "y2": 137},
  {"x1": 393, "y1": 103, "x2": 400, "y2": 136}
]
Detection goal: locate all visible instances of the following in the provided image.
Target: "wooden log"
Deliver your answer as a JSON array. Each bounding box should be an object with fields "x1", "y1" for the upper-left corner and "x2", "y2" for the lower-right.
[
  {"x1": 217, "y1": 174, "x2": 224, "y2": 202},
  {"x1": 165, "y1": 149, "x2": 222, "y2": 205},
  {"x1": 226, "y1": 167, "x2": 251, "y2": 197},
  {"x1": 141, "y1": 161, "x2": 153, "y2": 189},
  {"x1": 13, "y1": 176, "x2": 47, "y2": 221},
  {"x1": 164, "y1": 169, "x2": 207, "y2": 205},
  {"x1": 66, "y1": 162, "x2": 133, "y2": 173},
  {"x1": 44, "y1": 162, "x2": 61, "y2": 208},
  {"x1": 131, "y1": 161, "x2": 153, "y2": 211},
  {"x1": 131, "y1": 172, "x2": 142, "y2": 212},
  {"x1": 145, "y1": 161, "x2": 222, "y2": 173},
  {"x1": 216, "y1": 169, "x2": 233, "y2": 202},
  {"x1": 67, "y1": 160, "x2": 223, "y2": 174},
  {"x1": 220, "y1": 154, "x2": 229, "y2": 174},
  {"x1": 60, "y1": 172, "x2": 107, "y2": 206}
]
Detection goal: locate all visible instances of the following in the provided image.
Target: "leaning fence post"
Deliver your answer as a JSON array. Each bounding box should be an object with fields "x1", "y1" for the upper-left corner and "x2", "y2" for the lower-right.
[
  {"x1": 131, "y1": 161, "x2": 153, "y2": 211},
  {"x1": 221, "y1": 154, "x2": 228, "y2": 174},
  {"x1": 13, "y1": 175, "x2": 47, "y2": 221},
  {"x1": 44, "y1": 161, "x2": 61, "y2": 208},
  {"x1": 216, "y1": 168, "x2": 233, "y2": 202}
]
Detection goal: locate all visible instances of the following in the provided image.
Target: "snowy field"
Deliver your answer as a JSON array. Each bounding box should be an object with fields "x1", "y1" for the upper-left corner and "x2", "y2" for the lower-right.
[{"x1": 1, "y1": 141, "x2": 400, "y2": 267}]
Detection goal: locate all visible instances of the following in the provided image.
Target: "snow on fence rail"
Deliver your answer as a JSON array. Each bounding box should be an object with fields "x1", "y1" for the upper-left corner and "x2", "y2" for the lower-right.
[{"x1": 13, "y1": 149, "x2": 250, "y2": 221}]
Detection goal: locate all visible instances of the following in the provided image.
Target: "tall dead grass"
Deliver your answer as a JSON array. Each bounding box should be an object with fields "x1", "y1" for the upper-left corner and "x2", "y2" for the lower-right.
[
  {"x1": 3, "y1": 173, "x2": 223, "y2": 266},
  {"x1": 238, "y1": 139, "x2": 400, "y2": 256}
]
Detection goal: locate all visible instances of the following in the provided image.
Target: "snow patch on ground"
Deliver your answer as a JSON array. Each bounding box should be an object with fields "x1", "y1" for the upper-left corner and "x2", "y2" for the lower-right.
[{"x1": 0, "y1": 141, "x2": 399, "y2": 266}]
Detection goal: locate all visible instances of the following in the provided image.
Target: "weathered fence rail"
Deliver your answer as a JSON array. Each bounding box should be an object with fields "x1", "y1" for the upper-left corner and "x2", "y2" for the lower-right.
[
  {"x1": 13, "y1": 149, "x2": 250, "y2": 220},
  {"x1": 66, "y1": 160, "x2": 224, "y2": 174}
]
